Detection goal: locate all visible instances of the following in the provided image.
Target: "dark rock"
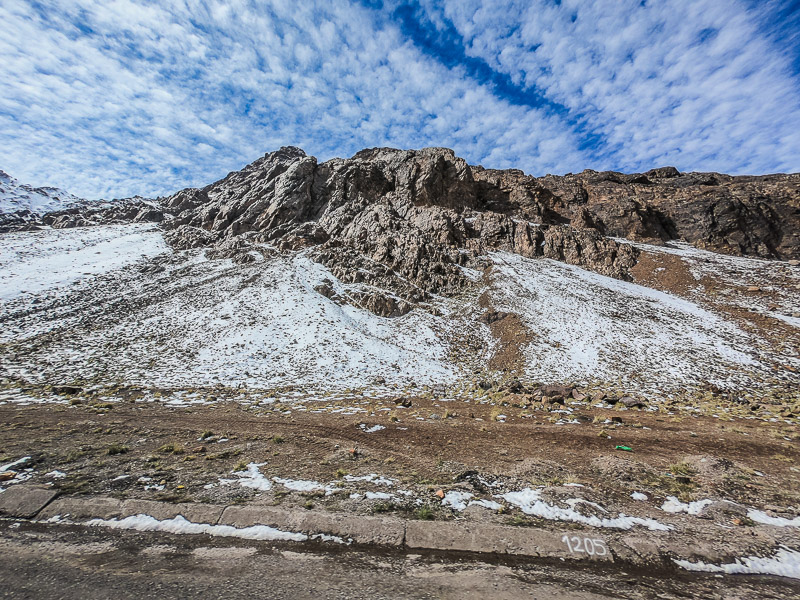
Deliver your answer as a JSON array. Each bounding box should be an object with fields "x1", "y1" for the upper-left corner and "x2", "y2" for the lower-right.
[
  {"x1": 52, "y1": 385, "x2": 81, "y2": 395},
  {"x1": 133, "y1": 208, "x2": 164, "y2": 223},
  {"x1": 540, "y1": 384, "x2": 574, "y2": 398},
  {"x1": 620, "y1": 397, "x2": 646, "y2": 409}
]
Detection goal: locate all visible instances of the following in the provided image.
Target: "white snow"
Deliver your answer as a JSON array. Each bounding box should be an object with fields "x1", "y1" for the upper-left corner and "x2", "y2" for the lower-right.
[
  {"x1": 630, "y1": 492, "x2": 648, "y2": 501},
  {"x1": 0, "y1": 457, "x2": 30, "y2": 472},
  {"x1": 86, "y1": 514, "x2": 307, "y2": 542},
  {"x1": 675, "y1": 546, "x2": 800, "y2": 580},
  {"x1": 488, "y1": 252, "x2": 764, "y2": 393},
  {"x1": 1, "y1": 225, "x2": 794, "y2": 398},
  {"x1": 343, "y1": 474, "x2": 395, "y2": 486},
  {"x1": 0, "y1": 224, "x2": 168, "y2": 301},
  {"x1": 0, "y1": 237, "x2": 458, "y2": 392},
  {"x1": 468, "y1": 499, "x2": 503, "y2": 511},
  {"x1": 499, "y1": 488, "x2": 671, "y2": 531},
  {"x1": 441, "y1": 491, "x2": 473, "y2": 511},
  {"x1": 364, "y1": 491, "x2": 392, "y2": 500},
  {"x1": 359, "y1": 424, "x2": 386, "y2": 433},
  {"x1": 272, "y1": 477, "x2": 324, "y2": 493},
  {"x1": 660, "y1": 497, "x2": 713, "y2": 515},
  {"x1": 228, "y1": 463, "x2": 273, "y2": 491},
  {"x1": 747, "y1": 509, "x2": 800, "y2": 527},
  {"x1": 0, "y1": 169, "x2": 85, "y2": 214}
]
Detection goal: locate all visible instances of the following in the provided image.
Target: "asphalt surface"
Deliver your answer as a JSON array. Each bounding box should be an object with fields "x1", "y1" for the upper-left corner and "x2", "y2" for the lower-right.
[{"x1": 1, "y1": 520, "x2": 798, "y2": 599}]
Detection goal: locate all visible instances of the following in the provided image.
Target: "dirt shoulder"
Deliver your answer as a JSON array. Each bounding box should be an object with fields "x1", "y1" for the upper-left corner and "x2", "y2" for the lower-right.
[{"x1": 1, "y1": 389, "x2": 798, "y2": 571}]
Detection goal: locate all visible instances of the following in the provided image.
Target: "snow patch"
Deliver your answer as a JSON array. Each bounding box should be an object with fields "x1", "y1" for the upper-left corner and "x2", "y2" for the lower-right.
[
  {"x1": 468, "y1": 499, "x2": 503, "y2": 511},
  {"x1": 499, "y1": 488, "x2": 670, "y2": 531},
  {"x1": 86, "y1": 514, "x2": 307, "y2": 542},
  {"x1": 747, "y1": 509, "x2": 800, "y2": 527},
  {"x1": 489, "y1": 252, "x2": 763, "y2": 393},
  {"x1": 675, "y1": 546, "x2": 800, "y2": 580},
  {"x1": 0, "y1": 224, "x2": 168, "y2": 302},
  {"x1": 661, "y1": 497, "x2": 713, "y2": 515},
  {"x1": 232, "y1": 463, "x2": 273, "y2": 492},
  {"x1": 441, "y1": 491, "x2": 473, "y2": 511}
]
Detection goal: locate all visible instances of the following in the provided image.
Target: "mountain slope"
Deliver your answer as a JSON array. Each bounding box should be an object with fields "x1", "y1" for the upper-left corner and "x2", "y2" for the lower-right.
[{"x1": 0, "y1": 169, "x2": 85, "y2": 214}]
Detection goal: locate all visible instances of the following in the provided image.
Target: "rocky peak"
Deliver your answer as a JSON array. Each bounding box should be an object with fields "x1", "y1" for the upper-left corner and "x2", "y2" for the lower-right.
[{"x1": 161, "y1": 147, "x2": 645, "y2": 315}]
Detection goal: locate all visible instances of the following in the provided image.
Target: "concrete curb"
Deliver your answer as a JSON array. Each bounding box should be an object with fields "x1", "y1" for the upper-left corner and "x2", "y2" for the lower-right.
[
  {"x1": 220, "y1": 505, "x2": 406, "y2": 546},
  {"x1": 0, "y1": 486, "x2": 58, "y2": 519},
  {"x1": 2, "y1": 488, "x2": 736, "y2": 568}
]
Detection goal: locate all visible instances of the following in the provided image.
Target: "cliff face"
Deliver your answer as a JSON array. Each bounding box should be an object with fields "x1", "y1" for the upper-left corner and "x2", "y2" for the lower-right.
[
  {"x1": 158, "y1": 146, "x2": 798, "y2": 315},
  {"x1": 527, "y1": 167, "x2": 800, "y2": 259}
]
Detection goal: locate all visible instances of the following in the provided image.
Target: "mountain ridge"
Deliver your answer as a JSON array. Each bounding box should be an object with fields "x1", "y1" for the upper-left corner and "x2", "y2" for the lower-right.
[{"x1": 155, "y1": 145, "x2": 799, "y2": 316}]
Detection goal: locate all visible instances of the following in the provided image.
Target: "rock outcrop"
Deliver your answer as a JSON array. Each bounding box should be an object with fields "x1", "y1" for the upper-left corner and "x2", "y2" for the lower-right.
[
  {"x1": 8, "y1": 146, "x2": 797, "y2": 316},
  {"x1": 159, "y1": 145, "x2": 799, "y2": 315},
  {"x1": 161, "y1": 147, "x2": 644, "y2": 314},
  {"x1": 0, "y1": 196, "x2": 162, "y2": 233}
]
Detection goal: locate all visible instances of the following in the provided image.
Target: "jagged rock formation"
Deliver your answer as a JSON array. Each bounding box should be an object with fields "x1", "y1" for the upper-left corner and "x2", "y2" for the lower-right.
[
  {"x1": 0, "y1": 196, "x2": 162, "y2": 233},
  {"x1": 0, "y1": 169, "x2": 84, "y2": 214},
  {"x1": 161, "y1": 147, "x2": 640, "y2": 314},
  {"x1": 41, "y1": 197, "x2": 163, "y2": 229},
  {"x1": 531, "y1": 168, "x2": 800, "y2": 259},
  {"x1": 5, "y1": 147, "x2": 797, "y2": 316},
  {"x1": 159, "y1": 146, "x2": 798, "y2": 315}
]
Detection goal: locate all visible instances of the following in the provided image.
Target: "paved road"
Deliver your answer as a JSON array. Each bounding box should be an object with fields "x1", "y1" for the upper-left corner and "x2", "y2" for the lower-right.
[{"x1": 0, "y1": 520, "x2": 795, "y2": 599}]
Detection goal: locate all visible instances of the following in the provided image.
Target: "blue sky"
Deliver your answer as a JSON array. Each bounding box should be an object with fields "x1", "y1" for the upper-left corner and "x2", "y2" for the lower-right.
[{"x1": 1, "y1": 0, "x2": 799, "y2": 199}]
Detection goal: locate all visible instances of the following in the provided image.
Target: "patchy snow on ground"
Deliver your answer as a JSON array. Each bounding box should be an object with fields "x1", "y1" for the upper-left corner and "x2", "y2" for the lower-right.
[
  {"x1": 661, "y1": 497, "x2": 714, "y2": 515},
  {"x1": 0, "y1": 224, "x2": 458, "y2": 392},
  {"x1": 441, "y1": 491, "x2": 473, "y2": 511},
  {"x1": 1, "y1": 224, "x2": 795, "y2": 397},
  {"x1": 0, "y1": 456, "x2": 30, "y2": 472},
  {"x1": 469, "y1": 499, "x2": 503, "y2": 511},
  {"x1": 0, "y1": 224, "x2": 168, "y2": 302},
  {"x1": 86, "y1": 514, "x2": 308, "y2": 542},
  {"x1": 359, "y1": 424, "x2": 386, "y2": 433},
  {"x1": 498, "y1": 488, "x2": 670, "y2": 531},
  {"x1": 230, "y1": 463, "x2": 273, "y2": 492},
  {"x1": 0, "y1": 170, "x2": 85, "y2": 214},
  {"x1": 342, "y1": 474, "x2": 395, "y2": 486},
  {"x1": 675, "y1": 546, "x2": 800, "y2": 580},
  {"x1": 489, "y1": 252, "x2": 767, "y2": 394},
  {"x1": 747, "y1": 509, "x2": 800, "y2": 527},
  {"x1": 620, "y1": 239, "x2": 800, "y2": 332}
]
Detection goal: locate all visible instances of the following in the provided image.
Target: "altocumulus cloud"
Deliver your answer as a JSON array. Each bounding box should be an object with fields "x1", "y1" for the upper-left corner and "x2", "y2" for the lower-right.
[{"x1": 0, "y1": 0, "x2": 798, "y2": 199}]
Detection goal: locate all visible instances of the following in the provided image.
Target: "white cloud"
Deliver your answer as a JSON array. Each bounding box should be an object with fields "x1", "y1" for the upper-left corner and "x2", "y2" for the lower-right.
[
  {"x1": 424, "y1": 0, "x2": 800, "y2": 174},
  {"x1": 0, "y1": 0, "x2": 797, "y2": 199}
]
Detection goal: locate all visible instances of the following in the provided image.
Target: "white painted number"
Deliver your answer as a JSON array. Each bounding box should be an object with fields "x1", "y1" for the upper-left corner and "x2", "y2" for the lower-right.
[{"x1": 562, "y1": 535, "x2": 608, "y2": 557}]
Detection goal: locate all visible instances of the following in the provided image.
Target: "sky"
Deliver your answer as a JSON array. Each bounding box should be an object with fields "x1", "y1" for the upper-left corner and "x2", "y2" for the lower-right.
[{"x1": 1, "y1": 0, "x2": 799, "y2": 199}]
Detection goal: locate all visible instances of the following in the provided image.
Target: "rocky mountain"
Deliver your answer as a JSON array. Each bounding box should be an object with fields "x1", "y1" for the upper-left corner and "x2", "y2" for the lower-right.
[
  {"x1": 1, "y1": 145, "x2": 798, "y2": 400},
  {"x1": 0, "y1": 168, "x2": 162, "y2": 233},
  {"x1": 0, "y1": 169, "x2": 85, "y2": 214},
  {"x1": 159, "y1": 146, "x2": 799, "y2": 316}
]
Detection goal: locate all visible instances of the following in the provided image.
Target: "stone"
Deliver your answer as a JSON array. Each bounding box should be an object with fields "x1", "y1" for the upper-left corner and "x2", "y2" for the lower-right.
[
  {"x1": 119, "y1": 499, "x2": 225, "y2": 524},
  {"x1": 0, "y1": 485, "x2": 58, "y2": 518},
  {"x1": 404, "y1": 521, "x2": 611, "y2": 560},
  {"x1": 38, "y1": 496, "x2": 124, "y2": 521},
  {"x1": 620, "y1": 397, "x2": 646, "y2": 409},
  {"x1": 219, "y1": 505, "x2": 405, "y2": 546}
]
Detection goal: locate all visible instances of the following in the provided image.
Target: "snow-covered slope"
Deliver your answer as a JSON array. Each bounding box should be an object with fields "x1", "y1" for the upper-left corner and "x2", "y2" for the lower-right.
[
  {"x1": 490, "y1": 253, "x2": 762, "y2": 392},
  {"x1": 0, "y1": 169, "x2": 85, "y2": 214},
  {"x1": 0, "y1": 224, "x2": 168, "y2": 301},
  {"x1": 0, "y1": 223, "x2": 796, "y2": 398}
]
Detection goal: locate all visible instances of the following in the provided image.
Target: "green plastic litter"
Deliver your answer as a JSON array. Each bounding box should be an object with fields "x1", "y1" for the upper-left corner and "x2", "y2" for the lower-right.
[{"x1": 615, "y1": 445, "x2": 633, "y2": 452}]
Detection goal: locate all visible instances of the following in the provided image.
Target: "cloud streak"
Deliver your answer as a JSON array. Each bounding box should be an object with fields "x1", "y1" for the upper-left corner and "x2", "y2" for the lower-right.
[{"x1": 0, "y1": 0, "x2": 798, "y2": 199}]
